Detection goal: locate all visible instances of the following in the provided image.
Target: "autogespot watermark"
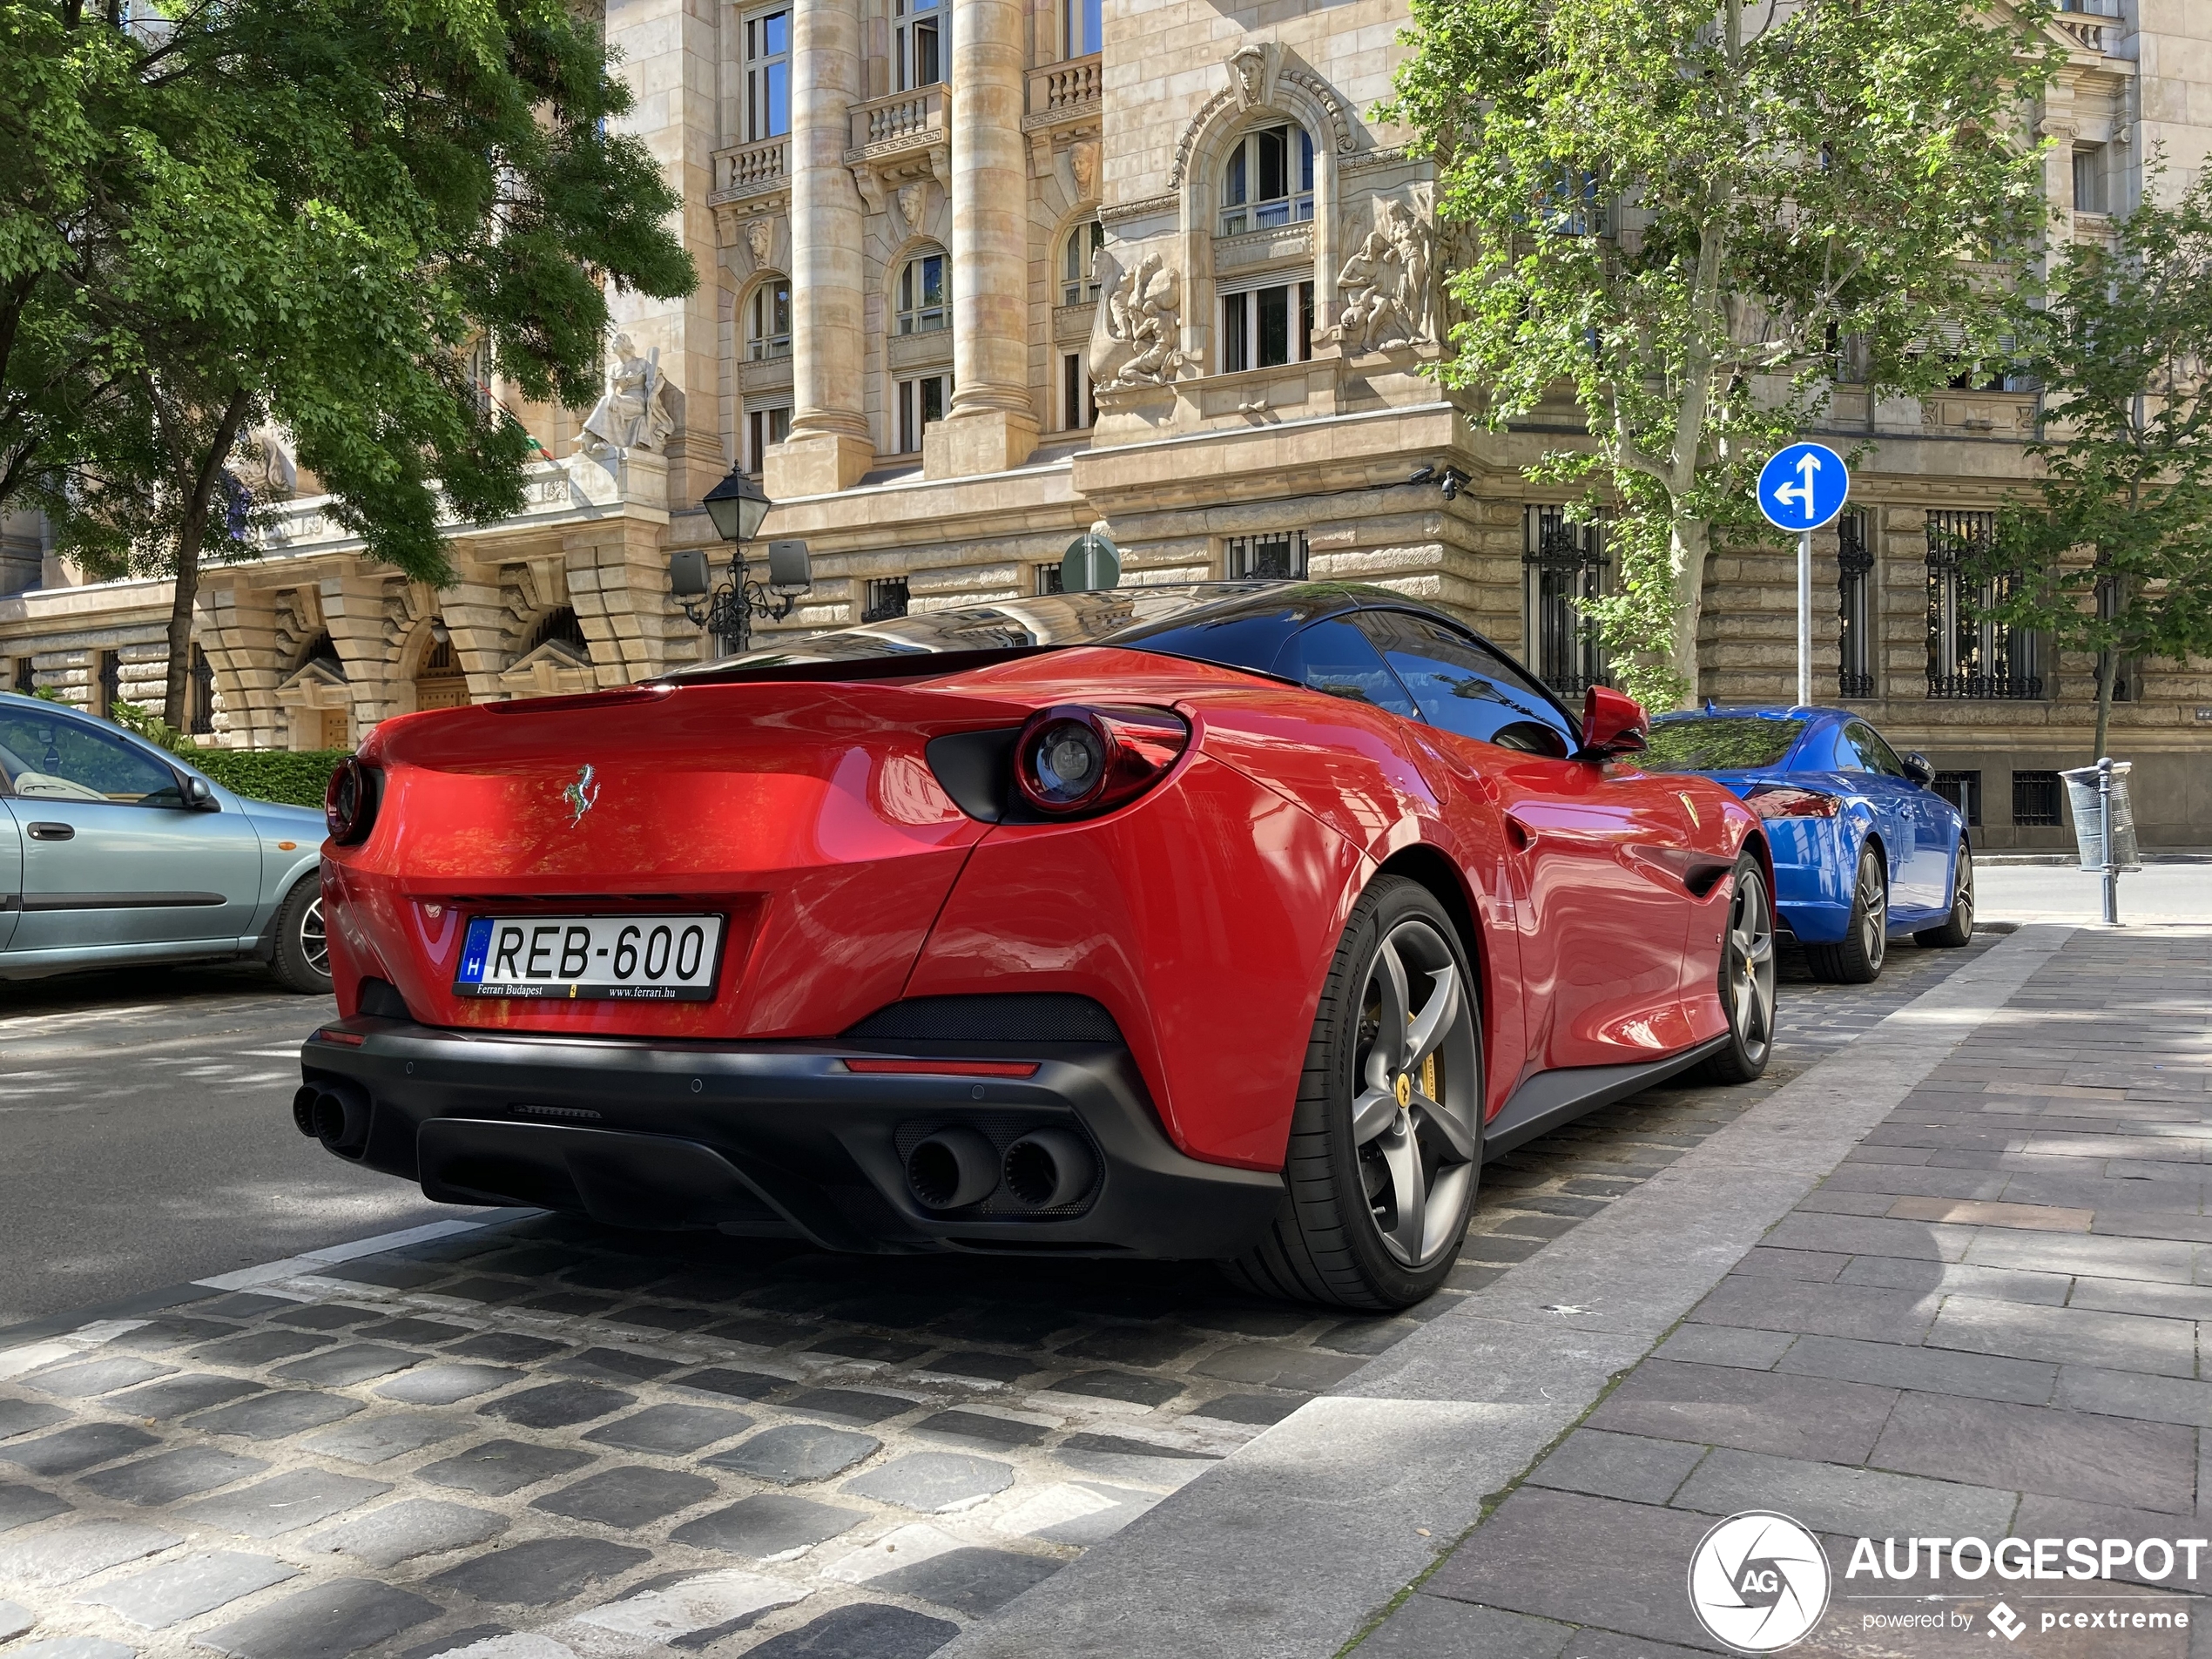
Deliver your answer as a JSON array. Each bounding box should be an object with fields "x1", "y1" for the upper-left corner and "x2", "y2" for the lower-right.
[{"x1": 1687, "y1": 1514, "x2": 2202, "y2": 1652}]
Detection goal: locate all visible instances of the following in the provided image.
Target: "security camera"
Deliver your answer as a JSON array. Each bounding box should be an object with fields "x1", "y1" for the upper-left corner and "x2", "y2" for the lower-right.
[{"x1": 1440, "y1": 467, "x2": 1471, "y2": 501}]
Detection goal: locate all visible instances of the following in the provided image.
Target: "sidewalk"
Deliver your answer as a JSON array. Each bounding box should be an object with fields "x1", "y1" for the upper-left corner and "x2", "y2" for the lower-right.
[{"x1": 1364, "y1": 922, "x2": 2212, "y2": 1657}]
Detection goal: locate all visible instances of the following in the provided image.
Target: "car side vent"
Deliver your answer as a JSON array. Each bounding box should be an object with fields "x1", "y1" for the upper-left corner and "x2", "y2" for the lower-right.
[{"x1": 844, "y1": 994, "x2": 1123, "y2": 1043}]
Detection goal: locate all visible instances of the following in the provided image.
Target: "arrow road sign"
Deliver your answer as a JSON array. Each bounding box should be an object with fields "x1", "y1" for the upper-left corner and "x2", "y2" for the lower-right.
[{"x1": 1757, "y1": 442, "x2": 1851, "y2": 532}]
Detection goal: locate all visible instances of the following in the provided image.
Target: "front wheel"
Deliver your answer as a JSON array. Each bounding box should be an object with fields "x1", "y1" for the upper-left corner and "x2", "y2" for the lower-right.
[
  {"x1": 1916, "y1": 842, "x2": 1975, "y2": 948},
  {"x1": 1696, "y1": 850, "x2": 1777, "y2": 1086},
  {"x1": 1225, "y1": 875, "x2": 1483, "y2": 1311},
  {"x1": 269, "y1": 880, "x2": 333, "y2": 995}
]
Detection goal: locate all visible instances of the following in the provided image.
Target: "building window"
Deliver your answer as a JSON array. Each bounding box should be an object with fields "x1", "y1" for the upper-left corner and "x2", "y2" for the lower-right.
[
  {"x1": 894, "y1": 0, "x2": 942, "y2": 91},
  {"x1": 187, "y1": 644, "x2": 216, "y2": 735},
  {"x1": 1523, "y1": 506, "x2": 1608, "y2": 698},
  {"x1": 2072, "y1": 145, "x2": 2108, "y2": 215},
  {"x1": 1542, "y1": 168, "x2": 1603, "y2": 236},
  {"x1": 746, "y1": 277, "x2": 791, "y2": 360},
  {"x1": 896, "y1": 251, "x2": 948, "y2": 335},
  {"x1": 524, "y1": 607, "x2": 590, "y2": 659},
  {"x1": 1926, "y1": 509, "x2": 2042, "y2": 699},
  {"x1": 465, "y1": 335, "x2": 495, "y2": 415},
  {"x1": 1227, "y1": 529, "x2": 1308, "y2": 580},
  {"x1": 1220, "y1": 279, "x2": 1314, "y2": 374},
  {"x1": 1933, "y1": 769, "x2": 1982, "y2": 828},
  {"x1": 1219, "y1": 125, "x2": 1314, "y2": 237},
  {"x1": 864, "y1": 577, "x2": 910, "y2": 623},
  {"x1": 2012, "y1": 769, "x2": 2062, "y2": 828},
  {"x1": 415, "y1": 633, "x2": 468, "y2": 711},
  {"x1": 10, "y1": 657, "x2": 32, "y2": 695},
  {"x1": 1034, "y1": 563, "x2": 1065, "y2": 596},
  {"x1": 1061, "y1": 353, "x2": 1094, "y2": 431},
  {"x1": 896, "y1": 374, "x2": 950, "y2": 455},
  {"x1": 745, "y1": 401, "x2": 792, "y2": 473},
  {"x1": 1838, "y1": 509, "x2": 1875, "y2": 699},
  {"x1": 94, "y1": 650, "x2": 119, "y2": 717},
  {"x1": 1062, "y1": 0, "x2": 1099, "y2": 57},
  {"x1": 1061, "y1": 219, "x2": 1103, "y2": 307},
  {"x1": 744, "y1": 8, "x2": 789, "y2": 141}
]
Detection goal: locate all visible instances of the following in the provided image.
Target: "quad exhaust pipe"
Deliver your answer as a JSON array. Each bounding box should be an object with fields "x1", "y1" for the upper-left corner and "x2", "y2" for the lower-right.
[
  {"x1": 902, "y1": 1123, "x2": 1099, "y2": 1213},
  {"x1": 293, "y1": 1080, "x2": 373, "y2": 1158}
]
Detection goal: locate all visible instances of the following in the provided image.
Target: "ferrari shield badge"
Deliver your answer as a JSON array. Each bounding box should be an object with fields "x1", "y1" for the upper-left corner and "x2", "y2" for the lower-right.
[{"x1": 563, "y1": 764, "x2": 600, "y2": 826}]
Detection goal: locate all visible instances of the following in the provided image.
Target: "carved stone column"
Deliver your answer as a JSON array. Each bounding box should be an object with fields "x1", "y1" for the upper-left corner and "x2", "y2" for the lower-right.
[
  {"x1": 925, "y1": 0, "x2": 1037, "y2": 478},
  {"x1": 766, "y1": 0, "x2": 874, "y2": 498}
]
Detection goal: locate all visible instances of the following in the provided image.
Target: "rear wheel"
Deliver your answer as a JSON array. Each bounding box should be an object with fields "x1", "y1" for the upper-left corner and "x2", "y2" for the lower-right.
[
  {"x1": 1804, "y1": 843, "x2": 1886, "y2": 985},
  {"x1": 1696, "y1": 851, "x2": 1777, "y2": 1085},
  {"x1": 1916, "y1": 842, "x2": 1975, "y2": 948},
  {"x1": 270, "y1": 880, "x2": 332, "y2": 995},
  {"x1": 1225, "y1": 876, "x2": 1481, "y2": 1311}
]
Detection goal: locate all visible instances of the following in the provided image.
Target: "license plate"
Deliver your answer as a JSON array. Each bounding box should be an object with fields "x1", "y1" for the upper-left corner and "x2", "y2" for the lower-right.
[{"x1": 455, "y1": 914, "x2": 725, "y2": 1001}]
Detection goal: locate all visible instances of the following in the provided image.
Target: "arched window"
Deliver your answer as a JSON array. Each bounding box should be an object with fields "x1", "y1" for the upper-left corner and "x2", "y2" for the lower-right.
[
  {"x1": 1220, "y1": 124, "x2": 1315, "y2": 237},
  {"x1": 1060, "y1": 218, "x2": 1104, "y2": 307},
  {"x1": 746, "y1": 275, "x2": 791, "y2": 360},
  {"x1": 896, "y1": 250, "x2": 949, "y2": 334}
]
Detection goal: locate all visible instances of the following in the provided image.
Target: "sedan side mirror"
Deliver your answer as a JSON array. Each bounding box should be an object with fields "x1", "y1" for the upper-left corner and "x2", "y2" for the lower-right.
[
  {"x1": 1901, "y1": 752, "x2": 1936, "y2": 788},
  {"x1": 1575, "y1": 685, "x2": 1650, "y2": 763},
  {"x1": 181, "y1": 774, "x2": 217, "y2": 810}
]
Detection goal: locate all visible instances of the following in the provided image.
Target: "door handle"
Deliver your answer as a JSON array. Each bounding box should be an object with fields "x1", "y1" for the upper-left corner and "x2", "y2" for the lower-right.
[{"x1": 26, "y1": 822, "x2": 74, "y2": 841}]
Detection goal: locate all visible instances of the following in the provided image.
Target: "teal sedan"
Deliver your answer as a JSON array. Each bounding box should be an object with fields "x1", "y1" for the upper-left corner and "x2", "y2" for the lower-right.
[{"x1": 0, "y1": 691, "x2": 329, "y2": 991}]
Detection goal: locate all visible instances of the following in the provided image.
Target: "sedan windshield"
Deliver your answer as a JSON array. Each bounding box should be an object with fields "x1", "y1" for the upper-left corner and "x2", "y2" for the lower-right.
[{"x1": 1642, "y1": 716, "x2": 1807, "y2": 773}]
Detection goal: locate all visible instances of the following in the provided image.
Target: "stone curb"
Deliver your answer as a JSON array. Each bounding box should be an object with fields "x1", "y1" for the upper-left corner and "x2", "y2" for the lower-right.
[{"x1": 940, "y1": 924, "x2": 2080, "y2": 1659}]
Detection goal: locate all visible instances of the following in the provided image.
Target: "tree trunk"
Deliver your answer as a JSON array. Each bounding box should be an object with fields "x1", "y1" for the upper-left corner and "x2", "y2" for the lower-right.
[
  {"x1": 1666, "y1": 514, "x2": 1711, "y2": 707},
  {"x1": 2094, "y1": 651, "x2": 2115, "y2": 764},
  {"x1": 163, "y1": 389, "x2": 253, "y2": 732}
]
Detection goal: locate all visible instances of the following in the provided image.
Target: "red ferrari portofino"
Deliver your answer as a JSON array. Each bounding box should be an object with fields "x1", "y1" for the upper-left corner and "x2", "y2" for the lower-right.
[{"x1": 300, "y1": 583, "x2": 1775, "y2": 1309}]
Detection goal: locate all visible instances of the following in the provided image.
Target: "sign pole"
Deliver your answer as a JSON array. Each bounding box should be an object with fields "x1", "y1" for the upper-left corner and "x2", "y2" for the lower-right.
[
  {"x1": 1796, "y1": 529, "x2": 1811, "y2": 710},
  {"x1": 2098, "y1": 758, "x2": 2119, "y2": 926}
]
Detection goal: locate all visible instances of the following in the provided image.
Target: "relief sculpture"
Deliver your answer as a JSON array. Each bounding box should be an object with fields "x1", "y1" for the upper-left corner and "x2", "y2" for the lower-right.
[
  {"x1": 1089, "y1": 249, "x2": 1187, "y2": 390},
  {"x1": 1331, "y1": 198, "x2": 1435, "y2": 354}
]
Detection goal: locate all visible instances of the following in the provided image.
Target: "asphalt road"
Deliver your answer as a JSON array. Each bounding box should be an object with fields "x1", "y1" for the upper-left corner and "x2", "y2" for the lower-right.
[
  {"x1": 1976, "y1": 859, "x2": 2209, "y2": 924},
  {"x1": 0, "y1": 962, "x2": 449, "y2": 1329}
]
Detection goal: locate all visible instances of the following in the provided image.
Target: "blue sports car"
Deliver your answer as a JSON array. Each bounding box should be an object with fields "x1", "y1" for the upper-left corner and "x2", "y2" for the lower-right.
[{"x1": 1642, "y1": 705, "x2": 1974, "y2": 982}]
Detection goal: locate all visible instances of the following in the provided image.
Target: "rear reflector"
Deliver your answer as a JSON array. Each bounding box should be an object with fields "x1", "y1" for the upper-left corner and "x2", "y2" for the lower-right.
[
  {"x1": 313, "y1": 1028, "x2": 368, "y2": 1047},
  {"x1": 842, "y1": 1059, "x2": 1041, "y2": 1078}
]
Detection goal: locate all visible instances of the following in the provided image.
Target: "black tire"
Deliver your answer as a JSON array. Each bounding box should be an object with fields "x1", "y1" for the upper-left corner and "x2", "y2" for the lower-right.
[
  {"x1": 269, "y1": 879, "x2": 333, "y2": 995},
  {"x1": 1696, "y1": 850, "x2": 1778, "y2": 1086},
  {"x1": 1915, "y1": 840, "x2": 1975, "y2": 948},
  {"x1": 1803, "y1": 841, "x2": 1887, "y2": 985},
  {"x1": 1224, "y1": 875, "x2": 1483, "y2": 1312}
]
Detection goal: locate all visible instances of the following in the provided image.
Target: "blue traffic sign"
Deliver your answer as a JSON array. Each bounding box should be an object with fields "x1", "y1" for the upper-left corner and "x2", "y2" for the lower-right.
[{"x1": 1757, "y1": 442, "x2": 1851, "y2": 532}]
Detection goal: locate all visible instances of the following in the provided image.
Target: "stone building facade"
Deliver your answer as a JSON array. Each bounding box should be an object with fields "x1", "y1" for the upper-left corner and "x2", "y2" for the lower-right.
[{"x1": 1, "y1": 0, "x2": 2206, "y2": 846}]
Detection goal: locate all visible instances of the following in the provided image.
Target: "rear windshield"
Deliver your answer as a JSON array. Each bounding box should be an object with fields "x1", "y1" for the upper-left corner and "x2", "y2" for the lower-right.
[{"x1": 1642, "y1": 717, "x2": 1807, "y2": 773}]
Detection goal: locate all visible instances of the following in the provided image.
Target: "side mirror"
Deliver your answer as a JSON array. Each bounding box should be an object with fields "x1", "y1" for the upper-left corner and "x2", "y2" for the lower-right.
[
  {"x1": 765, "y1": 537, "x2": 812, "y2": 596},
  {"x1": 181, "y1": 774, "x2": 217, "y2": 810},
  {"x1": 1576, "y1": 685, "x2": 1650, "y2": 762},
  {"x1": 669, "y1": 547, "x2": 712, "y2": 598},
  {"x1": 1901, "y1": 751, "x2": 1936, "y2": 788}
]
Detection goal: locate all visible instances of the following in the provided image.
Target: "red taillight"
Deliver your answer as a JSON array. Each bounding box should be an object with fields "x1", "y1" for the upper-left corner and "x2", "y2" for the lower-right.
[
  {"x1": 1013, "y1": 705, "x2": 1190, "y2": 819},
  {"x1": 313, "y1": 1028, "x2": 368, "y2": 1047},
  {"x1": 842, "y1": 1059, "x2": 1041, "y2": 1078},
  {"x1": 1744, "y1": 785, "x2": 1839, "y2": 819},
  {"x1": 326, "y1": 757, "x2": 380, "y2": 843}
]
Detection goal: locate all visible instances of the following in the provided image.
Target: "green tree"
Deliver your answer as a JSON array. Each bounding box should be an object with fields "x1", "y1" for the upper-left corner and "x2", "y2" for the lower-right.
[
  {"x1": 1, "y1": 0, "x2": 696, "y2": 727},
  {"x1": 1976, "y1": 170, "x2": 2212, "y2": 762},
  {"x1": 1384, "y1": 0, "x2": 2060, "y2": 706}
]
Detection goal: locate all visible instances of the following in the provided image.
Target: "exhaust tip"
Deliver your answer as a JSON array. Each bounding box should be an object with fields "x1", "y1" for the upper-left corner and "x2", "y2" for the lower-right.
[
  {"x1": 906, "y1": 1127, "x2": 999, "y2": 1211},
  {"x1": 292, "y1": 1084, "x2": 321, "y2": 1137},
  {"x1": 1002, "y1": 1128, "x2": 1095, "y2": 1209},
  {"x1": 310, "y1": 1082, "x2": 374, "y2": 1157}
]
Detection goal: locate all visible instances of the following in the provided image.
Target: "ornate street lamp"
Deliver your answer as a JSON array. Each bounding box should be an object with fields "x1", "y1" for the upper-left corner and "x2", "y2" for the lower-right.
[{"x1": 676, "y1": 464, "x2": 810, "y2": 657}]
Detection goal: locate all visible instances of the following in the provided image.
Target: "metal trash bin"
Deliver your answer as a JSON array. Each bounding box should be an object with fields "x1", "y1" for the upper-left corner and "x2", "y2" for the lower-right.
[{"x1": 2060, "y1": 759, "x2": 2141, "y2": 873}]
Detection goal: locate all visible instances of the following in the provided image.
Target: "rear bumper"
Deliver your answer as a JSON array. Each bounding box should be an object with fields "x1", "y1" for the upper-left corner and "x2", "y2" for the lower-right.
[{"x1": 297, "y1": 1020, "x2": 1285, "y2": 1260}]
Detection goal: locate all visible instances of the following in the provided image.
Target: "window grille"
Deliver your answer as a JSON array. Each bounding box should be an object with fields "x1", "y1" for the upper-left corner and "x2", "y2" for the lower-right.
[
  {"x1": 188, "y1": 645, "x2": 216, "y2": 735},
  {"x1": 864, "y1": 577, "x2": 910, "y2": 623},
  {"x1": 1925, "y1": 510, "x2": 2042, "y2": 699},
  {"x1": 524, "y1": 608, "x2": 590, "y2": 659},
  {"x1": 10, "y1": 657, "x2": 32, "y2": 695},
  {"x1": 1837, "y1": 509, "x2": 1875, "y2": 699},
  {"x1": 2012, "y1": 770, "x2": 2062, "y2": 828},
  {"x1": 1227, "y1": 530, "x2": 1307, "y2": 580},
  {"x1": 1932, "y1": 769, "x2": 1981, "y2": 827},
  {"x1": 1522, "y1": 506, "x2": 1608, "y2": 698},
  {"x1": 96, "y1": 650, "x2": 120, "y2": 716}
]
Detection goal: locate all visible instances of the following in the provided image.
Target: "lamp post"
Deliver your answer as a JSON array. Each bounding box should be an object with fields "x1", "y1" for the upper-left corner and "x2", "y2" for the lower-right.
[{"x1": 679, "y1": 464, "x2": 806, "y2": 657}]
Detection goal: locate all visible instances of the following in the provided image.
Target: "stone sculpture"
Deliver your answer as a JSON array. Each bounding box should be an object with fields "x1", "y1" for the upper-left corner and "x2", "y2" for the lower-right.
[
  {"x1": 743, "y1": 217, "x2": 775, "y2": 269},
  {"x1": 1088, "y1": 249, "x2": 1187, "y2": 390},
  {"x1": 1331, "y1": 198, "x2": 1436, "y2": 354},
  {"x1": 581, "y1": 334, "x2": 677, "y2": 454}
]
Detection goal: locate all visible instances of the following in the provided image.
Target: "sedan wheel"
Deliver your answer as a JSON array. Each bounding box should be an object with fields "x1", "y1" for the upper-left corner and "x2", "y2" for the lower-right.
[
  {"x1": 1805, "y1": 844, "x2": 1887, "y2": 985},
  {"x1": 301, "y1": 897, "x2": 329, "y2": 978},
  {"x1": 1699, "y1": 851, "x2": 1777, "y2": 1085},
  {"x1": 271, "y1": 879, "x2": 334, "y2": 995},
  {"x1": 1227, "y1": 875, "x2": 1482, "y2": 1310}
]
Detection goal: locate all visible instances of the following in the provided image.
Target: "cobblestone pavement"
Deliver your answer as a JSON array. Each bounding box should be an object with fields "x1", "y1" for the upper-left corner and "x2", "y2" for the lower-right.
[
  {"x1": 1370, "y1": 925, "x2": 2212, "y2": 1659},
  {"x1": 0, "y1": 937, "x2": 1995, "y2": 1659}
]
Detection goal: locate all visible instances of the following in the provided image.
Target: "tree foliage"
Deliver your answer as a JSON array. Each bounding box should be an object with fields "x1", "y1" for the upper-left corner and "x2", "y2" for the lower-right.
[
  {"x1": 1385, "y1": 0, "x2": 2059, "y2": 705},
  {"x1": 1978, "y1": 168, "x2": 2212, "y2": 761},
  {"x1": 0, "y1": 0, "x2": 695, "y2": 723}
]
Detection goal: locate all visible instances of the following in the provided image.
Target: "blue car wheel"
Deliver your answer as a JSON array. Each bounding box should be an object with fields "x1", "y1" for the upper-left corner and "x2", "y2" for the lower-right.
[{"x1": 1804, "y1": 842, "x2": 1886, "y2": 983}]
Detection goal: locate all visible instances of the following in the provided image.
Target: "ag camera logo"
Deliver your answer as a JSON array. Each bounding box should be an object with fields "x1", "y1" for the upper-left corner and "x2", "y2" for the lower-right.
[{"x1": 1689, "y1": 1511, "x2": 1832, "y2": 1652}]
